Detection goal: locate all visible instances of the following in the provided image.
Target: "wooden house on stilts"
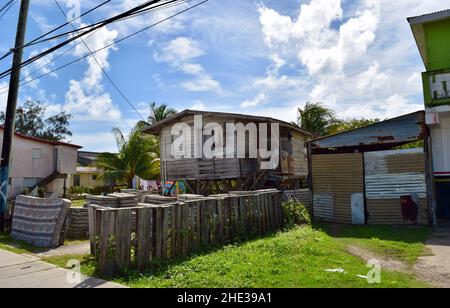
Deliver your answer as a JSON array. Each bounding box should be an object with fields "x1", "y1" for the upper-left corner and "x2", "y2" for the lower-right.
[{"x1": 144, "y1": 110, "x2": 314, "y2": 195}]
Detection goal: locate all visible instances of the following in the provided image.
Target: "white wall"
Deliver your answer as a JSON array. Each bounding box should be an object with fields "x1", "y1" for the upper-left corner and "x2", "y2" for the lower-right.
[
  {"x1": 0, "y1": 130, "x2": 79, "y2": 198},
  {"x1": 430, "y1": 111, "x2": 450, "y2": 174},
  {"x1": 0, "y1": 132, "x2": 55, "y2": 178}
]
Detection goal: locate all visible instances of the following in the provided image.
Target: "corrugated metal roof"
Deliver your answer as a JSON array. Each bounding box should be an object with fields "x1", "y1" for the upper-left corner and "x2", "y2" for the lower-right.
[
  {"x1": 143, "y1": 109, "x2": 316, "y2": 137},
  {"x1": 309, "y1": 111, "x2": 426, "y2": 152},
  {"x1": 408, "y1": 9, "x2": 450, "y2": 25}
]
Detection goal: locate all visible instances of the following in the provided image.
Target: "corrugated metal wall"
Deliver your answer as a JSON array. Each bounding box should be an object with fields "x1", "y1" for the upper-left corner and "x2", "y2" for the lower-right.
[
  {"x1": 312, "y1": 153, "x2": 364, "y2": 224},
  {"x1": 311, "y1": 148, "x2": 430, "y2": 225},
  {"x1": 364, "y1": 149, "x2": 429, "y2": 225}
]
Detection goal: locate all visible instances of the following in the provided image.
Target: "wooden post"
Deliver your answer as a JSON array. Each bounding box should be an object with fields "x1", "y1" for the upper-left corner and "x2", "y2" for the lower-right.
[
  {"x1": 0, "y1": 0, "x2": 31, "y2": 233},
  {"x1": 88, "y1": 206, "x2": 96, "y2": 256}
]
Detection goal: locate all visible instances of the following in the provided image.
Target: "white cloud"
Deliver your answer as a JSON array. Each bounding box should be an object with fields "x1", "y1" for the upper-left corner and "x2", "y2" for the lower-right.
[
  {"x1": 73, "y1": 25, "x2": 119, "y2": 90},
  {"x1": 241, "y1": 93, "x2": 266, "y2": 108},
  {"x1": 0, "y1": 82, "x2": 8, "y2": 112},
  {"x1": 255, "y1": 0, "x2": 429, "y2": 120},
  {"x1": 190, "y1": 101, "x2": 206, "y2": 111},
  {"x1": 155, "y1": 37, "x2": 204, "y2": 63},
  {"x1": 155, "y1": 37, "x2": 221, "y2": 92},
  {"x1": 71, "y1": 131, "x2": 119, "y2": 153},
  {"x1": 63, "y1": 24, "x2": 122, "y2": 121},
  {"x1": 65, "y1": 80, "x2": 121, "y2": 121}
]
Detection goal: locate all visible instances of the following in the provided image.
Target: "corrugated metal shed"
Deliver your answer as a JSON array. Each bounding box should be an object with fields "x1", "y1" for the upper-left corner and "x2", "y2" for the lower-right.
[
  {"x1": 309, "y1": 111, "x2": 433, "y2": 226},
  {"x1": 309, "y1": 111, "x2": 426, "y2": 153}
]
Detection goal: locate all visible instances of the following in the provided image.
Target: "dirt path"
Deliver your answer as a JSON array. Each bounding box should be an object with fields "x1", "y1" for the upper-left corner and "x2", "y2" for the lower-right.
[
  {"x1": 32, "y1": 241, "x2": 90, "y2": 258},
  {"x1": 346, "y1": 245, "x2": 410, "y2": 273},
  {"x1": 414, "y1": 227, "x2": 450, "y2": 288}
]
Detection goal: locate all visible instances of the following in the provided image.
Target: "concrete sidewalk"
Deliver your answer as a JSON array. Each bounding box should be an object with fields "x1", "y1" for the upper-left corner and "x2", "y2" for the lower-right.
[{"x1": 0, "y1": 249, "x2": 125, "y2": 288}]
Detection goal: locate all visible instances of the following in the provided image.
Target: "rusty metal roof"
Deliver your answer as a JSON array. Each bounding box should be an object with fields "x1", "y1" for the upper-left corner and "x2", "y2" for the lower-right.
[
  {"x1": 143, "y1": 109, "x2": 315, "y2": 137},
  {"x1": 308, "y1": 111, "x2": 426, "y2": 153}
]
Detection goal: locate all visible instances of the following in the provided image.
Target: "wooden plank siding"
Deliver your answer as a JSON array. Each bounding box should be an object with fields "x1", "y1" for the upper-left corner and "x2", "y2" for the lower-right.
[
  {"x1": 158, "y1": 114, "x2": 310, "y2": 182},
  {"x1": 90, "y1": 191, "x2": 284, "y2": 275}
]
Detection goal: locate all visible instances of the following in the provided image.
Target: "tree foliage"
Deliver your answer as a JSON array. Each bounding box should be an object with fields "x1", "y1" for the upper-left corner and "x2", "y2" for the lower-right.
[
  {"x1": 148, "y1": 102, "x2": 177, "y2": 125},
  {"x1": 297, "y1": 102, "x2": 336, "y2": 136},
  {"x1": 96, "y1": 123, "x2": 160, "y2": 187},
  {"x1": 0, "y1": 100, "x2": 72, "y2": 142}
]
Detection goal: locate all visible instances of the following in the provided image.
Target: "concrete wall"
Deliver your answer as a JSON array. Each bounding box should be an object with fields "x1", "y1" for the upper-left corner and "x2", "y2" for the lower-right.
[
  {"x1": 0, "y1": 130, "x2": 79, "y2": 198},
  {"x1": 75, "y1": 173, "x2": 105, "y2": 188},
  {"x1": 430, "y1": 111, "x2": 450, "y2": 174},
  {"x1": 56, "y1": 145, "x2": 78, "y2": 175}
]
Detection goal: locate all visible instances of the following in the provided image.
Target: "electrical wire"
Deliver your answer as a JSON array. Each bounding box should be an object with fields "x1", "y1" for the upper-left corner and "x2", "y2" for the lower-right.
[
  {"x1": 0, "y1": 0, "x2": 112, "y2": 61},
  {"x1": 0, "y1": 0, "x2": 16, "y2": 19},
  {"x1": 0, "y1": 0, "x2": 182, "y2": 68},
  {"x1": 0, "y1": 0, "x2": 208, "y2": 95},
  {"x1": 53, "y1": 0, "x2": 145, "y2": 121}
]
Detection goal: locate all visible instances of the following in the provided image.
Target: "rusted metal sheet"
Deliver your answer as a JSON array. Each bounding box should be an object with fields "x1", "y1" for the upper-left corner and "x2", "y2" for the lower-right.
[
  {"x1": 364, "y1": 149, "x2": 429, "y2": 225},
  {"x1": 312, "y1": 153, "x2": 364, "y2": 224},
  {"x1": 310, "y1": 111, "x2": 426, "y2": 151},
  {"x1": 365, "y1": 149, "x2": 427, "y2": 200}
]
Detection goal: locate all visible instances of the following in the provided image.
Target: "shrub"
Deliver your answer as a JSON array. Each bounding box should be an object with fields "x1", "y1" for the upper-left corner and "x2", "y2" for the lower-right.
[
  {"x1": 282, "y1": 199, "x2": 311, "y2": 229},
  {"x1": 37, "y1": 187, "x2": 46, "y2": 198}
]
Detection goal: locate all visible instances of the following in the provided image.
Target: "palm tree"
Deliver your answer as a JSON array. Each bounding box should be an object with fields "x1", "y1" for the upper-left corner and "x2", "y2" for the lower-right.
[
  {"x1": 297, "y1": 102, "x2": 336, "y2": 136},
  {"x1": 148, "y1": 102, "x2": 177, "y2": 125},
  {"x1": 96, "y1": 124, "x2": 160, "y2": 188}
]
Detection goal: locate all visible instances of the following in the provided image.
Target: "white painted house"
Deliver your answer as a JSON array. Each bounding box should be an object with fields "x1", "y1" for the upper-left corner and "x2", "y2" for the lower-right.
[{"x1": 0, "y1": 127, "x2": 82, "y2": 199}]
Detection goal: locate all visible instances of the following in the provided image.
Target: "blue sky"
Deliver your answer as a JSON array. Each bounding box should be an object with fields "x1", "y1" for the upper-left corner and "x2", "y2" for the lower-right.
[{"x1": 0, "y1": 0, "x2": 449, "y2": 152}]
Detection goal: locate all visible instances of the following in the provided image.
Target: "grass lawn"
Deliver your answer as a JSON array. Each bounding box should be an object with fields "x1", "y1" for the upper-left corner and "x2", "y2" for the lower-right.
[
  {"x1": 0, "y1": 234, "x2": 43, "y2": 254},
  {"x1": 44, "y1": 226, "x2": 431, "y2": 288},
  {"x1": 4, "y1": 225, "x2": 431, "y2": 288},
  {"x1": 70, "y1": 199, "x2": 87, "y2": 208},
  {"x1": 0, "y1": 235, "x2": 88, "y2": 255}
]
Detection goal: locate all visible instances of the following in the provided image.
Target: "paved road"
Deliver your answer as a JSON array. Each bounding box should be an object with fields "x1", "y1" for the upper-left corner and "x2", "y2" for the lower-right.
[
  {"x1": 415, "y1": 227, "x2": 450, "y2": 288},
  {"x1": 0, "y1": 249, "x2": 125, "y2": 288}
]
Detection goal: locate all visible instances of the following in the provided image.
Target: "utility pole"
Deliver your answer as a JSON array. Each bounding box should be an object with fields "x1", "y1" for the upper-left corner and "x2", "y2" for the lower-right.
[{"x1": 0, "y1": 0, "x2": 30, "y2": 233}]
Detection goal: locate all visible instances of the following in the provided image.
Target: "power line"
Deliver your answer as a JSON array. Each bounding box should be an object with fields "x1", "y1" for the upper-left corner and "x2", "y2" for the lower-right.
[
  {"x1": 0, "y1": 0, "x2": 182, "y2": 75},
  {"x1": 0, "y1": 0, "x2": 16, "y2": 19},
  {"x1": 0, "y1": 0, "x2": 208, "y2": 95},
  {"x1": 2, "y1": 0, "x2": 193, "y2": 86},
  {"x1": 0, "y1": 0, "x2": 112, "y2": 61},
  {"x1": 53, "y1": 0, "x2": 145, "y2": 121}
]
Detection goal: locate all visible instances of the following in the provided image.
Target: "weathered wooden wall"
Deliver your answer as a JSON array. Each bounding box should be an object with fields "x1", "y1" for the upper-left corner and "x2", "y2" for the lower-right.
[
  {"x1": 159, "y1": 115, "x2": 309, "y2": 182},
  {"x1": 89, "y1": 191, "x2": 284, "y2": 275}
]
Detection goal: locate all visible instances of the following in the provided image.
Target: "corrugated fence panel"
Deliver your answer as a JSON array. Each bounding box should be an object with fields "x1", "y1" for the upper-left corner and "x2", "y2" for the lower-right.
[
  {"x1": 364, "y1": 148, "x2": 429, "y2": 225},
  {"x1": 312, "y1": 153, "x2": 364, "y2": 224}
]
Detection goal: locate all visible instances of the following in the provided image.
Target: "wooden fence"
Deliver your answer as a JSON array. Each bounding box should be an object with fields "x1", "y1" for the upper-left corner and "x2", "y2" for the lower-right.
[{"x1": 89, "y1": 191, "x2": 284, "y2": 275}]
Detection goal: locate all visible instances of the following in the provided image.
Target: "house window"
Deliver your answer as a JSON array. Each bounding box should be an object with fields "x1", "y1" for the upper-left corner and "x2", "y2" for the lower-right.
[
  {"x1": 74, "y1": 175, "x2": 81, "y2": 187},
  {"x1": 32, "y1": 149, "x2": 42, "y2": 159},
  {"x1": 92, "y1": 175, "x2": 98, "y2": 181}
]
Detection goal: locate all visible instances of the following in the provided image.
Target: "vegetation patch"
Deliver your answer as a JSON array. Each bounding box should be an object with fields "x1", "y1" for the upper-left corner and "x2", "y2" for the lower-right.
[
  {"x1": 107, "y1": 227, "x2": 427, "y2": 288},
  {"x1": 322, "y1": 225, "x2": 432, "y2": 266}
]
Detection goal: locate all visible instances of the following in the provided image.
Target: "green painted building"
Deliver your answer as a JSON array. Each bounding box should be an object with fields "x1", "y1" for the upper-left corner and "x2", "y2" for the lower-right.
[{"x1": 409, "y1": 9, "x2": 450, "y2": 221}]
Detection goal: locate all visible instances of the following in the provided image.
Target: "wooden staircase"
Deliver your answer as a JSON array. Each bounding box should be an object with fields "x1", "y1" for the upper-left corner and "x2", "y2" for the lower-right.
[{"x1": 32, "y1": 172, "x2": 66, "y2": 191}]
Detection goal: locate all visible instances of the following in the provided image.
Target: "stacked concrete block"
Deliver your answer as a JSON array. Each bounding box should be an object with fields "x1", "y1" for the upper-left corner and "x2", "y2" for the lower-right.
[{"x1": 86, "y1": 193, "x2": 138, "y2": 209}]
